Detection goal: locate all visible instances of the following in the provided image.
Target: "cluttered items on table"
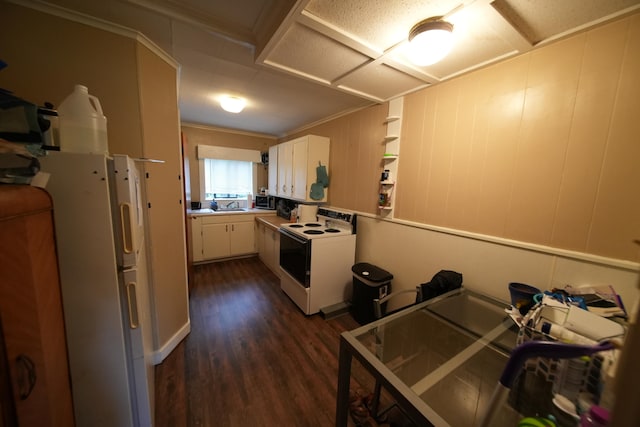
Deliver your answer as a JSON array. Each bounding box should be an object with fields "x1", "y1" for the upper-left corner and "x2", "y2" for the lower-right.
[{"x1": 504, "y1": 283, "x2": 627, "y2": 426}]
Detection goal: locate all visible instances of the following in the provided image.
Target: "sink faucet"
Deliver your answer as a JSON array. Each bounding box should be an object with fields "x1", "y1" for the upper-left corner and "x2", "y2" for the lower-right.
[{"x1": 225, "y1": 200, "x2": 240, "y2": 209}]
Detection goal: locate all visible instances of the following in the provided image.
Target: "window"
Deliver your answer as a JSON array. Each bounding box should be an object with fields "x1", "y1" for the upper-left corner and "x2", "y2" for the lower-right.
[{"x1": 203, "y1": 158, "x2": 254, "y2": 200}]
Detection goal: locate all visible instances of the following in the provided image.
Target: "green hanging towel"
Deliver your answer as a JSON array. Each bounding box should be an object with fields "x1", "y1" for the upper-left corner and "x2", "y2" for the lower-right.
[
  {"x1": 309, "y1": 182, "x2": 324, "y2": 200},
  {"x1": 316, "y1": 161, "x2": 329, "y2": 187},
  {"x1": 310, "y1": 161, "x2": 329, "y2": 200}
]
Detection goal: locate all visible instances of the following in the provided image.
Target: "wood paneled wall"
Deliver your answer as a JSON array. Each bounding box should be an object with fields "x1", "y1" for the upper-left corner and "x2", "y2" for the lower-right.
[
  {"x1": 181, "y1": 125, "x2": 277, "y2": 201},
  {"x1": 296, "y1": 13, "x2": 640, "y2": 263},
  {"x1": 287, "y1": 103, "x2": 388, "y2": 213},
  {"x1": 0, "y1": 2, "x2": 144, "y2": 157},
  {"x1": 0, "y1": 3, "x2": 190, "y2": 362},
  {"x1": 137, "y1": 43, "x2": 190, "y2": 357}
]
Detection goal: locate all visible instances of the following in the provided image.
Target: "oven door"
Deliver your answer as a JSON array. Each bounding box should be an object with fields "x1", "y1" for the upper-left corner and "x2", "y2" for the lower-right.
[{"x1": 279, "y1": 229, "x2": 311, "y2": 287}]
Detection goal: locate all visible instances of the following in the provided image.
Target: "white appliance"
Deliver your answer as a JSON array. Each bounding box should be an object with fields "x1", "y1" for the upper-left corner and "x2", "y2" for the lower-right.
[
  {"x1": 39, "y1": 152, "x2": 154, "y2": 427},
  {"x1": 279, "y1": 207, "x2": 356, "y2": 314},
  {"x1": 296, "y1": 203, "x2": 318, "y2": 223}
]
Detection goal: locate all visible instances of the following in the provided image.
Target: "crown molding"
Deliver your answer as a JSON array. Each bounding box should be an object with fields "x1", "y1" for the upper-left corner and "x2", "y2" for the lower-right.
[{"x1": 8, "y1": 0, "x2": 179, "y2": 69}]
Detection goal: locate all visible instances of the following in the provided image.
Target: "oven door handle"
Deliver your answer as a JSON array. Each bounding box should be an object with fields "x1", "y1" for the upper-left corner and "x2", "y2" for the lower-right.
[{"x1": 279, "y1": 228, "x2": 308, "y2": 244}]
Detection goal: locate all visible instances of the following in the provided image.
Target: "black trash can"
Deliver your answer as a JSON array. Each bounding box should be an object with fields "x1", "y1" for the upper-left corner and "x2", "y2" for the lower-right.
[{"x1": 351, "y1": 262, "x2": 393, "y2": 324}]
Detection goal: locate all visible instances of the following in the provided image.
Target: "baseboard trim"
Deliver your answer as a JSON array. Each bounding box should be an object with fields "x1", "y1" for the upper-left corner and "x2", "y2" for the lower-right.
[{"x1": 152, "y1": 320, "x2": 191, "y2": 365}]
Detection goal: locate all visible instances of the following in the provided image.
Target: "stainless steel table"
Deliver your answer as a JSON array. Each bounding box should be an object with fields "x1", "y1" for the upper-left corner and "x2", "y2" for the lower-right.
[{"x1": 336, "y1": 289, "x2": 523, "y2": 426}]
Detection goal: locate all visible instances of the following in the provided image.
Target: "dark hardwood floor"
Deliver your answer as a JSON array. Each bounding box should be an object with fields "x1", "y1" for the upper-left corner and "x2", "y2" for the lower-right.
[{"x1": 154, "y1": 256, "x2": 377, "y2": 426}]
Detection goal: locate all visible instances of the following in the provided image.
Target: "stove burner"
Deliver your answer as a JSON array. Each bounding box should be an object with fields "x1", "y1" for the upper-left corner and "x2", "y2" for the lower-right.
[
  {"x1": 325, "y1": 228, "x2": 340, "y2": 233},
  {"x1": 304, "y1": 229, "x2": 324, "y2": 235},
  {"x1": 305, "y1": 223, "x2": 322, "y2": 227},
  {"x1": 289, "y1": 224, "x2": 304, "y2": 228}
]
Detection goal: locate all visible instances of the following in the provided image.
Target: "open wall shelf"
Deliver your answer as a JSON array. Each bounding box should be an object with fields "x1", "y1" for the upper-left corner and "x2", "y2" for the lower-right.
[{"x1": 378, "y1": 97, "x2": 403, "y2": 215}]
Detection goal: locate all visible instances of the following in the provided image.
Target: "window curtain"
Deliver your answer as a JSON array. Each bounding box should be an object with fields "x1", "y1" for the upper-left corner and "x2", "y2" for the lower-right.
[{"x1": 204, "y1": 159, "x2": 253, "y2": 195}]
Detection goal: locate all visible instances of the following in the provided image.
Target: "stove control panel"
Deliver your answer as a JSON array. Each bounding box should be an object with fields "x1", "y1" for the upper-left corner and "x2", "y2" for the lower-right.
[{"x1": 317, "y1": 208, "x2": 353, "y2": 223}]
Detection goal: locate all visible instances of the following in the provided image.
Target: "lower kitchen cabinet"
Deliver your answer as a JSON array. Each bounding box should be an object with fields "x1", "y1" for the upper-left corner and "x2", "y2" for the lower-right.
[
  {"x1": 191, "y1": 214, "x2": 256, "y2": 262},
  {"x1": 257, "y1": 221, "x2": 281, "y2": 277},
  {"x1": 202, "y1": 223, "x2": 230, "y2": 260}
]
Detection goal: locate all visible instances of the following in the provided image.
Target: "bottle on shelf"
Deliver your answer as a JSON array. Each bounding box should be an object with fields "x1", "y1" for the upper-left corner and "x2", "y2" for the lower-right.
[
  {"x1": 378, "y1": 184, "x2": 393, "y2": 208},
  {"x1": 380, "y1": 169, "x2": 394, "y2": 183},
  {"x1": 378, "y1": 191, "x2": 390, "y2": 207}
]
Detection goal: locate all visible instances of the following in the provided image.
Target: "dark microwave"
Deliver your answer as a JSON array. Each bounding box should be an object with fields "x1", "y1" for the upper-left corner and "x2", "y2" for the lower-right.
[{"x1": 255, "y1": 195, "x2": 275, "y2": 209}]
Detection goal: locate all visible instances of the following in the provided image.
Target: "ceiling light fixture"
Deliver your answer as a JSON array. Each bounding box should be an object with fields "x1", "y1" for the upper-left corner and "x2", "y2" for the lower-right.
[
  {"x1": 407, "y1": 17, "x2": 454, "y2": 66},
  {"x1": 220, "y1": 96, "x2": 246, "y2": 113}
]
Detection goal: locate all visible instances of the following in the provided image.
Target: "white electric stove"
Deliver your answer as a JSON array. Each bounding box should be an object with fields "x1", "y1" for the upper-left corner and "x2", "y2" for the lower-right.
[
  {"x1": 279, "y1": 207, "x2": 355, "y2": 239},
  {"x1": 279, "y1": 207, "x2": 357, "y2": 315}
]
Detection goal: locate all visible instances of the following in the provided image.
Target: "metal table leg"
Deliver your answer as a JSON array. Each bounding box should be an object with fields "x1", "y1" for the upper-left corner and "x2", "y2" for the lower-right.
[{"x1": 335, "y1": 334, "x2": 353, "y2": 427}]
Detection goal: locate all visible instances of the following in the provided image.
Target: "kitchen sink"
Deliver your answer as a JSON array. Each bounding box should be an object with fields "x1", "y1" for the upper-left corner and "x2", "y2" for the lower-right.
[{"x1": 216, "y1": 207, "x2": 247, "y2": 212}]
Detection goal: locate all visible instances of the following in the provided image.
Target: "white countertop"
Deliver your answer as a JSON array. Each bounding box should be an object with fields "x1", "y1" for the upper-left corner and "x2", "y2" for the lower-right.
[{"x1": 187, "y1": 208, "x2": 277, "y2": 216}]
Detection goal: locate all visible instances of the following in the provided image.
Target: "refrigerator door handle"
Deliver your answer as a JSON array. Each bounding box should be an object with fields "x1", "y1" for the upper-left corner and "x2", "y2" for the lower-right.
[
  {"x1": 125, "y1": 282, "x2": 139, "y2": 329},
  {"x1": 119, "y1": 202, "x2": 135, "y2": 254}
]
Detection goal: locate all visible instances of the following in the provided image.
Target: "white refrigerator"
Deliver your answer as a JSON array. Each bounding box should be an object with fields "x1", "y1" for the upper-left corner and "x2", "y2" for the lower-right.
[{"x1": 39, "y1": 152, "x2": 154, "y2": 427}]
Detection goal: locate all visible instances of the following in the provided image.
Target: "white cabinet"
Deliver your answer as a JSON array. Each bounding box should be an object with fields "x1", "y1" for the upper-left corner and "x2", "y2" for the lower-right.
[
  {"x1": 280, "y1": 135, "x2": 330, "y2": 202},
  {"x1": 228, "y1": 221, "x2": 255, "y2": 255},
  {"x1": 378, "y1": 98, "x2": 403, "y2": 215},
  {"x1": 190, "y1": 216, "x2": 204, "y2": 262},
  {"x1": 191, "y1": 214, "x2": 256, "y2": 262},
  {"x1": 257, "y1": 221, "x2": 280, "y2": 276},
  {"x1": 257, "y1": 220, "x2": 265, "y2": 257},
  {"x1": 268, "y1": 145, "x2": 278, "y2": 196},
  {"x1": 277, "y1": 141, "x2": 293, "y2": 198},
  {"x1": 202, "y1": 223, "x2": 231, "y2": 259}
]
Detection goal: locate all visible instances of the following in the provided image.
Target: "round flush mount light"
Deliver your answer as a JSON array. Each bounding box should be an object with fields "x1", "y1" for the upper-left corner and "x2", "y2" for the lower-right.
[
  {"x1": 220, "y1": 96, "x2": 246, "y2": 113},
  {"x1": 406, "y1": 17, "x2": 454, "y2": 66}
]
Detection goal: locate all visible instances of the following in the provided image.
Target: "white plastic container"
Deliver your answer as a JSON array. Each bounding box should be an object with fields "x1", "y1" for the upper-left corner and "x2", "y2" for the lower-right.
[{"x1": 58, "y1": 85, "x2": 108, "y2": 154}]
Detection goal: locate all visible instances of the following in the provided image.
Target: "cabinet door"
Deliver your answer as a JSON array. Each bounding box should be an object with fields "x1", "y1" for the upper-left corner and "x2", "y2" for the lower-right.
[
  {"x1": 273, "y1": 228, "x2": 280, "y2": 272},
  {"x1": 256, "y1": 222, "x2": 266, "y2": 262},
  {"x1": 290, "y1": 135, "x2": 330, "y2": 202},
  {"x1": 190, "y1": 216, "x2": 204, "y2": 262},
  {"x1": 277, "y1": 141, "x2": 293, "y2": 197},
  {"x1": 202, "y1": 223, "x2": 230, "y2": 259},
  {"x1": 268, "y1": 145, "x2": 278, "y2": 196},
  {"x1": 292, "y1": 138, "x2": 309, "y2": 201},
  {"x1": 229, "y1": 221, "x2": 255, "y2": 256},
  {"x1": 264, "y1": 227, "x2": 277, "y2": 273}
]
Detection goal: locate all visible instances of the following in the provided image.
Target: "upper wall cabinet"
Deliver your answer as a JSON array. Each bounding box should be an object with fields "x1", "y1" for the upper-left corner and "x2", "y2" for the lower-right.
[
  {"x1": 273, "y1": 135, "x2": 330, "y2": 203},
  {"x1": 268, "y1": 145, "x2": 278, "y2": 196},
  {"x1": 276, "y1": 141, "x2": 294, "y2": 198}
]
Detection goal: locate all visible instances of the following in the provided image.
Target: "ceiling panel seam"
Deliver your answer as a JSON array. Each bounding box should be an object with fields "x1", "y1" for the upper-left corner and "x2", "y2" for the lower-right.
[{"x1": 297, "y1": 10, "x2": 382, "y2": 59}]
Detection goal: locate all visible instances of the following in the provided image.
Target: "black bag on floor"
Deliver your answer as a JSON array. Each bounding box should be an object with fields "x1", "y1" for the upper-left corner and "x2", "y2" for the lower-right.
[{"x1": 420, "y1": 270, "x2": 463, "y2": 301}]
